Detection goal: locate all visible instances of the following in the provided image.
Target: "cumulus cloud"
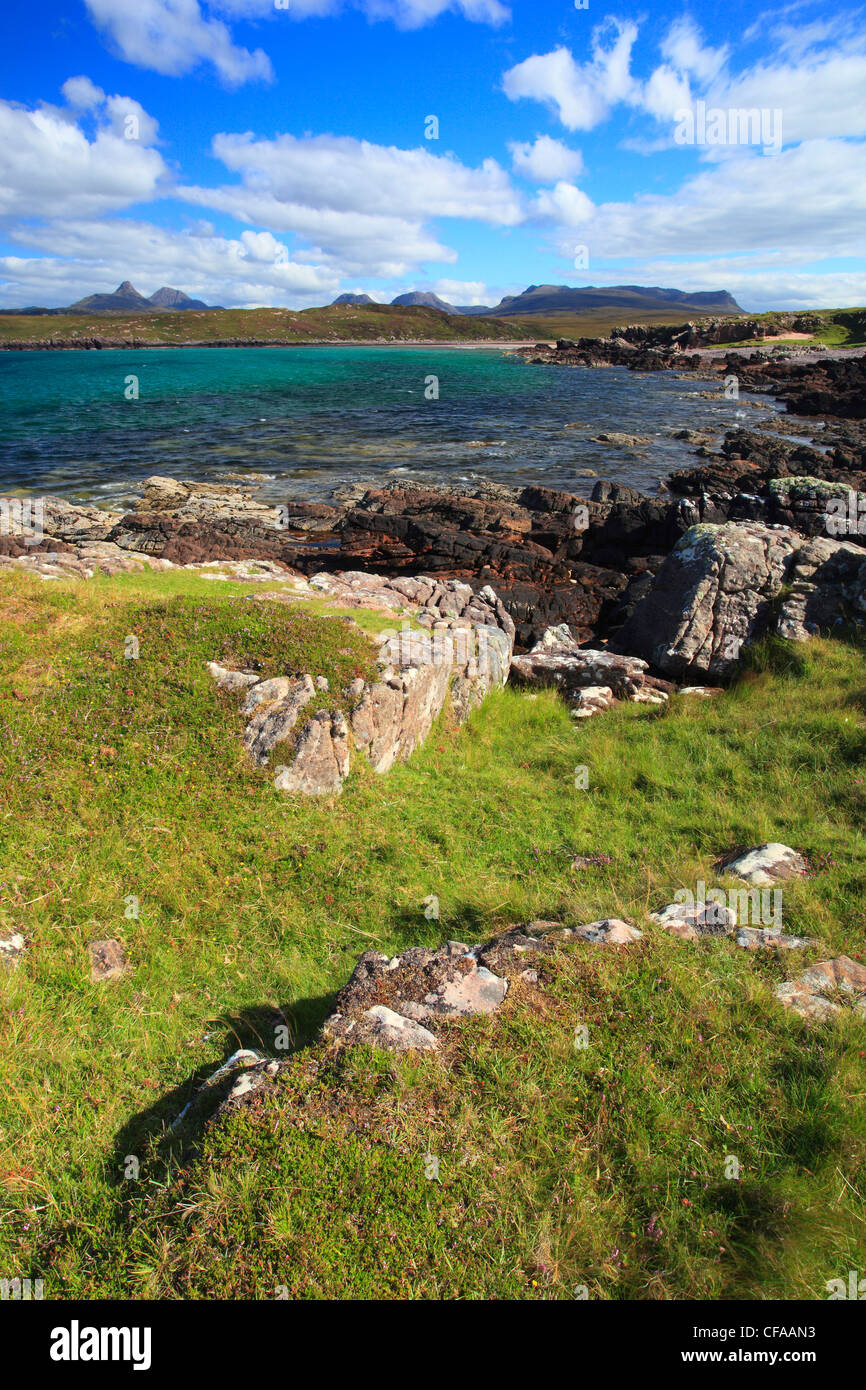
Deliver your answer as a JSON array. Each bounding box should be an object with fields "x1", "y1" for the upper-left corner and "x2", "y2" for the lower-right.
[
  {"x1": 503, "y1": 20, "x2": 638, "y2": 130},
  {"x1": 509, "y1": 135, "x2": 583, "y2": 182},
  {"x1": 548, "y1": 140, "x2": 866, "y2": 263},
  {"x1": 0, "y1": 87, "x2": 166, "y2": 220},
  {"x1": 504, "y1": 13, "x2": 866, "y2": 146},
  {"x1": 218, "y1": 0, "x2": 509, "y2": 27},
  {"x1": 177, "y1": 131, "x2": 524, "y2": 275},
  {"x1": 82, "y1": 0, "x2": 509, "y2": 85},
  {"x1": 532, "y1": 181, "x2": 594, "y2": 226},
  {"x1": 84, "y1": 0, "x2": 273, "y2": 85},
  {"x1": 0, "y1": 217, "x2": 339, "y2": 308}
]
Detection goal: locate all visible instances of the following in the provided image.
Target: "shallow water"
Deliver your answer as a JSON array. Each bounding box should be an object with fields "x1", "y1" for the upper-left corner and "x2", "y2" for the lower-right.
[{"x1": 0, "y1": 345, "x2": 795, "y2": 507}]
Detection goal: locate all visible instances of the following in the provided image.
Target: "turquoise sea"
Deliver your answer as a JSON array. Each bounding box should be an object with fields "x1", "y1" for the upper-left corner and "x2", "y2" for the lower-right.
[{"x1": 0, "y1": 345, "x2": 798, "y2": 506}]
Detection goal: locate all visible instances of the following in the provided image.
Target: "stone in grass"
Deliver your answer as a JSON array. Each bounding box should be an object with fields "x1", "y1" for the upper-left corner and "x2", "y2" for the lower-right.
[
  {"x1": 651, "y1": 900, "x2": 736, "y2": 941},
  {"x1": 735, "y1": 927, "x2": 811, "y2": 951},
  {"x1": 721, "y1": 843, "x2": 806, "y2": 887},
  {"x1": 0, "y1": 933, "x2": 25, "y2": 968},
  {"x1": 775, "y1": 956, "x2": 866, "y2": 1021},
  {"x1": 243, "y1": 674, "x2": 316, "y2": 765},
  {"x1": 678, "y1": 686, "x2": 723, "y2": 698},
  {"x1": 323, "y1": 1005, "x2": 438, "y2": 1052},
  {"x1": 571, "y1": 685, "x2": 617, "y2": 719},
  {"x1": 435, "y1": 963, "x2": 507, "y2": 1015},
  {"x1": 206, "y1": 661, "x2": 260, "y2": 692},
  {"x1": 88, "y1": 938, "x2": 129, "y2": 982},
  {"x1": 567, "y1": 918, "x2": 643, "y2": 946}
]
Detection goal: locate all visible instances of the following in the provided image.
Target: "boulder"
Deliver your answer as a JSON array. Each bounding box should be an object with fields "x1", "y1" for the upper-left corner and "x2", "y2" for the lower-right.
[
  {"x1": 569, "y1": 918, "x2": 643, "y2": 946},
  {"x1": 775, "y1": 956, "x2": 866, "y2": 1021},
  {"x1": 323, "y1": 1006, "x2": 438, "y2": 1052},
  {"x1": 651, "y1": 900, "x2": 737, "y2": 940},
  {"x1": 613, "y1": 521, "x2": 866, "y2": 680},
  {"x1": 735, "y1": 927, "x2": 810, "y2": 951},
  {"x1": 722, "y1": 843, "x2": 806, "y2": 886},
  {"x1": 571, "y1": 685, "x2": 617, "y2": 719}
]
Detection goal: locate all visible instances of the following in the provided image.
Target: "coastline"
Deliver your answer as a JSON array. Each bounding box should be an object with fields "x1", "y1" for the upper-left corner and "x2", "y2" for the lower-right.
[{"x1": 0, "y1": 337, "x2": 545, "y2": 353}]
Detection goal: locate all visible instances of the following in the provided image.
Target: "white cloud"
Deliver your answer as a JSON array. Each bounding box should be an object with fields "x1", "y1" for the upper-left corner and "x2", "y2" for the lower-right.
[
  {"x1": 0, "y1": 89, "x2": 166, "y2": 221},
  {"x1": 177, "y1": 131, "x2": 524, "y2": 275},
  {"x1": 429, "y1": 278, "x2": 490, "y2": 304},
  {"x1": 532, "y1": 181, "x2": 594, "y2": 226},
  {"x1": 547, "y1": 140, "x2": 866, "y2": 263},
  {"x1": 82, "y1": 0, "x2": 508, "y2": 85},
  {"x1": 505, "y1": 14, "x2": 866, "y2": 147},
  {"x1": 660, "y1": 16, "x2": 729, "y2": 84},
  {"x1": 503, "y1": 21, "x2": 639, "y2": 131},
  {"x1": 205, "y1": 132, "x2": 523, "y2": 223},
  {"x1": 509, "y1": 135, "x2": 583, "y2": 182},
  {"x1": 60, "y1": 76, "x2": 105, "y2": 110},
  {"x1": 217, "y1": 0, "x2": 509, "y2": 27},
  {"x1": 0, "y1": 217, "x2": 339, "y2": 308},
  {"x1": 84, "y1": 0, "x2": 274, "y2": 85}
]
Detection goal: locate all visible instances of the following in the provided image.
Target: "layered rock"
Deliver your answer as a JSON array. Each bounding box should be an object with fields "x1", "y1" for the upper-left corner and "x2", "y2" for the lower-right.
[
  {"x1": 209, "y1": 574, "x2": 514, "y2": 794},
  {"x1": 511, "y1": 624, "x2": 673, "y2": 713}
]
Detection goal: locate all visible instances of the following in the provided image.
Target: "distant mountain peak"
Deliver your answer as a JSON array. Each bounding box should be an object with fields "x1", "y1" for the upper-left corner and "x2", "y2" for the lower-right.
[
  {"x1": 390, "y1": 291, "x2": 457, "y2": 313},
  {"x1": 65, "y1": 281, "x2": 219, "y2": 313}
]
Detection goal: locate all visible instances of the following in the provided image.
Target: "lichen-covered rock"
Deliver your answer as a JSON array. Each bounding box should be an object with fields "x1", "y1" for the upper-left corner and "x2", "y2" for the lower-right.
[
  {"x1": 88, "y1": 938, "x2": 129, "y2": 982},
  {"x1": 613, "y1": 522, "x2": 796, "y2": 679},
  {"x1": 735, "y1": 927, "x2": 810, "y2": 951},
  {"x1": 571, "y1": 685, "x2": 617, "y2": 719},
  {"x1": 350, "y1": 662, "x2": 451, "y2": 774},
  {"x1": 651, "y1": 899, "x2": 737, "y2": 940},
  {"x1": 0, "y1": 933, "x2": 25, "y2": 968},
  {"x1": 274, "y1": 710, "x2": 350, "y2": 795},
  {"x1": 206, "y1": 662, "x2": 260, "y2": 693},
  {"x1": 511, "y1": 643, "x2": 669, "y2": 702},
  {"x1": 614, "y1": 522, "x2": 866, "y2": 679},
  {"x1": 775, "y1": 956, "x2": 866, "y2": 1021},
  {"x1": 569, "y1": 918, "x2": 644, "y2": 946},
  {"x1": 774, "y1": 535, "x2": 866, "y2": 641},
  {"x1": 723, "y1": 843, "x2": 806, "y2": 886},
  {"x1": 323, "y1": 1005, "x2": 438, "y2": 1052},
  {"x1": 242, "y1": 675, "x2": 316, "y2": 765}
]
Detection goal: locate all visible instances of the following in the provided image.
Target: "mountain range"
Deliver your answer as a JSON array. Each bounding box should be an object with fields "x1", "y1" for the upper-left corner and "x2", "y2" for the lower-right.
[
  {"x1": 1, "y1": 280, "x2": 742, "y2": 320},
  {"x1": 333, "y1": 284, "x2": 743, "y2": 317},
  {"x1": 66, "y1": 281, "x2": 221, "y2": 312}
]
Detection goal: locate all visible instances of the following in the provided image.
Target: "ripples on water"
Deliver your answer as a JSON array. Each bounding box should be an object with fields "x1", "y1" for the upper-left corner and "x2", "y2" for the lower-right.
[{"x1": 0, "y1": 345, "x2": 800, "y2": 507}]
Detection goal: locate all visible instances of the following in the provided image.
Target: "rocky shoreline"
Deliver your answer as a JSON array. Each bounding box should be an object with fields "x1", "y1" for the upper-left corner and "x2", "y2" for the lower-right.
[{"x1": 2, "y1": 337, "x2": 864, "y2": 666}]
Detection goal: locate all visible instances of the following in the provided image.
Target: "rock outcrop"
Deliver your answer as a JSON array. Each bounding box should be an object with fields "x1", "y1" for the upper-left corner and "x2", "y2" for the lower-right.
[
  {"x1": 613, "y1": 522, "x2": 866, "y2": 680},
  {"x1": 511, "y1": 624, "x2": 673, "y2": 713},
  {"x1": 208, "y1": 573, "x2": 515, "y2": 794},
  {"x1": 322, "y1": 917, "x2": 642, "y2": 1054}
]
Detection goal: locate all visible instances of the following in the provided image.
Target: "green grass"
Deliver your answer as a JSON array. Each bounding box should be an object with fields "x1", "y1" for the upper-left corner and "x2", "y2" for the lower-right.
[
  {"x1": 0, "y1": 568, "x2": 864, "y2": 1299},
  {"x1": 0, "y1": 303, "x2": 528, "y2": 347}
]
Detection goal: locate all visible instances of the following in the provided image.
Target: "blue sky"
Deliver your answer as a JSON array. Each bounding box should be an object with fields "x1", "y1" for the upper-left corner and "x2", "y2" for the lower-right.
[{"x1": 0, "y1": 0, "x2": 864, "y2": 311}]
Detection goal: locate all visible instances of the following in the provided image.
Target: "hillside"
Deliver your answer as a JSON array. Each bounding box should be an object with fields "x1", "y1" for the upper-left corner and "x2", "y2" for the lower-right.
[
  {"x1": 0, "y1": 302, "x2": 531, "y2": 349},
  {"x1": 0, "y1": 563, "x2": 863, "y2": 1300}
]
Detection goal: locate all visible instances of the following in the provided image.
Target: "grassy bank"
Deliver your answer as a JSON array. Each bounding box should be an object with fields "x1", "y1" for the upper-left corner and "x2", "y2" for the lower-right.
[
  {"x1": 0, "y1": 303, "x2": 527, "y2": 348},
  {"x1": 0, "y1": 567, "x2": 864, "y2": 1299}
]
